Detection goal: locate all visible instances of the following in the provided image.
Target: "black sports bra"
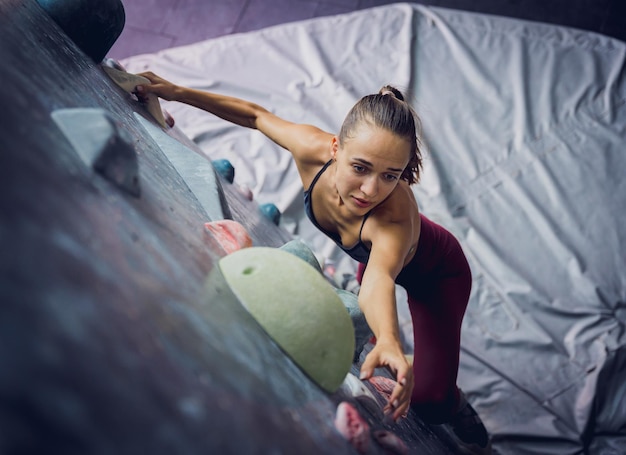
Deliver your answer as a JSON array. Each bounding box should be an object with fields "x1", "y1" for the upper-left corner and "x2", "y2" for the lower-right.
[{"x1": 303, "y1": 160, "x2": 371, "y2": 263}]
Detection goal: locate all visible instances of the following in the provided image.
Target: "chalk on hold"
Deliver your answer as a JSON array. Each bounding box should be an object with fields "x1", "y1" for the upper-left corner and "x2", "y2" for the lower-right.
[
  {"x1": 212, "y1": 159, "x2": 235, "y2": 183},
  {"x1": 214, "y1": 247, "x2": 355, "y2": 392},
  {"x1": 279, "y1": 239, "x2": 322, "y2": 274},
  {"x1": 340, "y1": 373, "x2": 380, "y2": 413},
  {"x1": 205, "y1": 220, "x2": 253, "y2": 255},
  {"x1": 102, "y1": 57, "x2": 126, "y2": 71},
  {"x1": 260, "y1": 203, "x2": 281, "y2": 225},
  {"x1": 101, "y1": 66, "x2": 168, "y2": 128},
  {"x1": 51, "y1": 108, "x2": 140, "y2": 197}
]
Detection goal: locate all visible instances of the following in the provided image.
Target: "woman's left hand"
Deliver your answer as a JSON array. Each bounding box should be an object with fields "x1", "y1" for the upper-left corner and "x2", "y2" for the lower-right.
[{"x1": 359, "y1": 339, "x2": 414, "y2": 421}]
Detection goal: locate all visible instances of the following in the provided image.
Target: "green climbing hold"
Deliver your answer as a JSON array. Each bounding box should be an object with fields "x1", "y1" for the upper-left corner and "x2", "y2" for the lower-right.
[{"x1": 216, "y1": 247, "x2": 354, "y2": 392}]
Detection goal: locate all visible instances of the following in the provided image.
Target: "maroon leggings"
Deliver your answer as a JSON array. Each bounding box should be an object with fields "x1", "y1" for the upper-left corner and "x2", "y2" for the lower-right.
[{"x1": 357, "y1": 214, "x2": 471, "y2": 424}]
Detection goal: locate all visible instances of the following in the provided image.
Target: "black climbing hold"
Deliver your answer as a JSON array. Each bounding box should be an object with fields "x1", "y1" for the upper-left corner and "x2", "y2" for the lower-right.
[{"x1": 36, "y1": 0, "x2": 125, "y2": 62}]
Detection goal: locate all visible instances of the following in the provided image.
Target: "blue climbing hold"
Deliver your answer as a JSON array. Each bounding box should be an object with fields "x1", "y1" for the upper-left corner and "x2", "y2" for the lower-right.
[
  {"x1": 212, "y1": 159, "x2": 235, "y2": 183},
  {"x1": 260, "y1": 203, "x2": 281, "y2": 225}
]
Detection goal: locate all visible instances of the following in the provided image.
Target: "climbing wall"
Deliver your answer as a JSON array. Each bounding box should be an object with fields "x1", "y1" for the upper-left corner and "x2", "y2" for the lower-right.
[{"x1": 0, "y1": 1, "x2": 468, "y2": 453}]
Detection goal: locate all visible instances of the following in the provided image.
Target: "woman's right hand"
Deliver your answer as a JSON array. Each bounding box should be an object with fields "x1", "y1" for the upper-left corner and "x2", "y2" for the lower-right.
[{"x1": 134, "y1": 71, "x2": 179, "y2": 102}]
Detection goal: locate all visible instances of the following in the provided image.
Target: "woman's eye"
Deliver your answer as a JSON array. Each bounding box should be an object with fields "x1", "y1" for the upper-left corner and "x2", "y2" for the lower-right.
[
  {"x1": 384, "y1": 174, "x2": 399, "y2": 182},
  {"x1": 353, "y1": 165, "x2": 366, "y2": 173}
]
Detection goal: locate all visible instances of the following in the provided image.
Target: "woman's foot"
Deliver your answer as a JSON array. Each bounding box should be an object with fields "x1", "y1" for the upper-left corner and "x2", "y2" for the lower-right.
[{"x1": 443, "y1": 391, "x2": 492, "y2": 455}]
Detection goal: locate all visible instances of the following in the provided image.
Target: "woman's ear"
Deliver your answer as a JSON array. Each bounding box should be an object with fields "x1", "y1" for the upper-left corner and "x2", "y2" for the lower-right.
[{"x1": 331, "y1": 136, "x2": 339, "y2": 160}]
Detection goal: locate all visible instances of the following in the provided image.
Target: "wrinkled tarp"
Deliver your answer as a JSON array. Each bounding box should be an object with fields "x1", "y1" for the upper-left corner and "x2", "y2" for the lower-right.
[{"x1": 122, "y1": 4, "x2": 626, "y2": 454}]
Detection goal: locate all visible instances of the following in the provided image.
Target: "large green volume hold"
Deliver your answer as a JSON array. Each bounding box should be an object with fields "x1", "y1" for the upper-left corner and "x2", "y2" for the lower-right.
[{"x1": 217, "y1": 247, "x2": 354, "y2": 392}]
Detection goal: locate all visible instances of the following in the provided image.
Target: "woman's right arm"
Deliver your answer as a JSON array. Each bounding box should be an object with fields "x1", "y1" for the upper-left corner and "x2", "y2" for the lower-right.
[{"x1": 135, "y1": 72, "x2": 330, "y2": 166}]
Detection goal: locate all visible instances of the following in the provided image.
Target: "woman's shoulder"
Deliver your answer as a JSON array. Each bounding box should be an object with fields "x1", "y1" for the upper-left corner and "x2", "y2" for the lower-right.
[
  {"x1": 375, "y1": 181, "x2": 419, "y2": 222},
  {"x1": 295, "y1": 139, "x2": 335, "y2": 189},
  {"x1": 287, "y1": 125, "x2": 333, "y2": 158},
  {"x1": 363, "y1": 184, "x2": 420, "y2": 255}
]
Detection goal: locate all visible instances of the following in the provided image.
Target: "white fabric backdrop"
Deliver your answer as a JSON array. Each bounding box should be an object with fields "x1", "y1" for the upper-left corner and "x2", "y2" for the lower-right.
[{"x1": 123, "y1": 4, "x2": 626, "y2": 454}]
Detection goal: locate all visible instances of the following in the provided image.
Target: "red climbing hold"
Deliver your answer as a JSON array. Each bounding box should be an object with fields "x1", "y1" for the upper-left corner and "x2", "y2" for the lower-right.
[{"x1": 205, "y1": 220, "x2": 253, "y2": 254}]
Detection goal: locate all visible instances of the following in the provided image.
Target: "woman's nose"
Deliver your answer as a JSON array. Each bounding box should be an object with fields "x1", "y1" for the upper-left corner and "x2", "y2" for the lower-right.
[{"x1": 360, "y1": 176, "x2": 378, "y2": 197}]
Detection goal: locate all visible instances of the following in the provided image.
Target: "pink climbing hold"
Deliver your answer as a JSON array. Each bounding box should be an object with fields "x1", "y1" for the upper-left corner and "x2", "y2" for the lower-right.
[
  {"x1": 373, "y1": 430, "x2": 409, "y2": 455},
  {"x1": 163, "y1": 109, "x2": 175, "y2": 128},
  {"x1": 236, "y1": 183, "x2": 254, "y2": 201},
  {"x1": 205, "y1": 220, "x2": 253, "y2": 254},
  {"x1": 368, "y1": 376, "x2": 401, "y2": 424},
  {"x1": 368, "y1": 376, "x2": 397, "y2": 401},
  {"x1": 334, "y1": 402, "x2": 371, "y2": 454}
]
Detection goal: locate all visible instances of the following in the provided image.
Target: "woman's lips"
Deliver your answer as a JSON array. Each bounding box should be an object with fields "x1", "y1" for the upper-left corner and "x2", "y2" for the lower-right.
[{"x1": 353, "y1": 196, "x2": 372, "y2": 208}]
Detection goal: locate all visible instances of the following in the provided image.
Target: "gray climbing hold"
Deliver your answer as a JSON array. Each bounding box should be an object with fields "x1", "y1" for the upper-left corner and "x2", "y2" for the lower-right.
[
  {"x1": 51, "y1": 108, "x2": 140, "y2": 197},
  {"x1": 334, "y1": 289, "x2": 372, "y2": 362},
  {"x1": 279, "y1": 239, "x2": 323, "y2": 274},
  {"x1": 134, "y1": 113, "x2": 230, "y2": 221}
]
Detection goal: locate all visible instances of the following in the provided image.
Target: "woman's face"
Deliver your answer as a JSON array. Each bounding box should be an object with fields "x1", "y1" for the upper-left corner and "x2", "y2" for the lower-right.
[{"x1": 332, "y1": 124, "x2": 411, "y2": 215}]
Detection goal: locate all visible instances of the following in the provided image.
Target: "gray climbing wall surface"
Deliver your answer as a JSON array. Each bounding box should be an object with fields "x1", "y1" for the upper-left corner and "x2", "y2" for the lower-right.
[{"x1": 0, "y1": 1, "x2": 466, "y2": 453}]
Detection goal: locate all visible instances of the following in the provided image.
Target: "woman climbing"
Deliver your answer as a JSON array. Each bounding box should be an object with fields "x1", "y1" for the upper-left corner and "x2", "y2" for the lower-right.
[{"x1": 135, "y1": 73, "x2": 491, "y2": 454}]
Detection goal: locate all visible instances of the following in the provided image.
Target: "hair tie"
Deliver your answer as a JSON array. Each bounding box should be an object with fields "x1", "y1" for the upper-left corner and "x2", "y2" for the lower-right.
[{"x1": 380, "y1": 89, "x2": 395, "y2": 97}]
